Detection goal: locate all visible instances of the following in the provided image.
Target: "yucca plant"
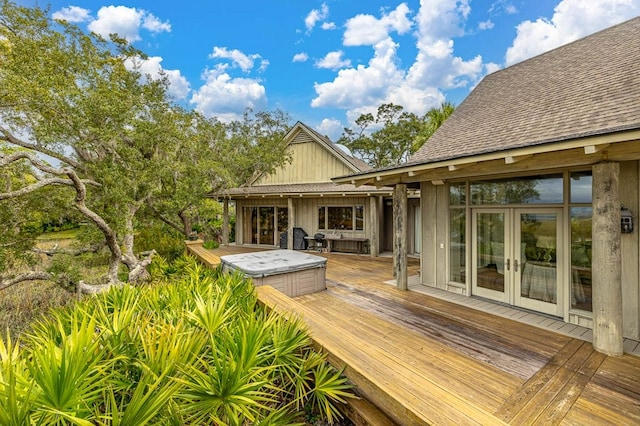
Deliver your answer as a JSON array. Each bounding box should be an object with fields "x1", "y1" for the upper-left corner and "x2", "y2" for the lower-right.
[{"x1": 0, "y1": 255, "x2": 355, "y2": 424}]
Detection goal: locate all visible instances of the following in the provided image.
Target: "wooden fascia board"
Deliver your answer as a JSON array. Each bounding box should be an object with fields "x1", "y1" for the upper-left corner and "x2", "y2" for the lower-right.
[{"x1": 334, "y1": 129, "x2": 640, "y2": 186}]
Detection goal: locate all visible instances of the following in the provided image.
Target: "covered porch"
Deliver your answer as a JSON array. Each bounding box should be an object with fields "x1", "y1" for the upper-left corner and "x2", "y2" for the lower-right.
[{"x1": 196, "y1": 245, "x2": 640, "y2": 424}]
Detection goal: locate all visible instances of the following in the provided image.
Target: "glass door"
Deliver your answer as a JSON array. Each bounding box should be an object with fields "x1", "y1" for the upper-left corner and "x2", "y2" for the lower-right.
[
  {"x1": 472, "y1": 210, "x2": 509, "y2": 302},
  {"x1": 515, "y1": 209, "x2": 562, "y2": 316},
  {"x1": 472, "y1": 208, "x2": 563, "y2": 316}
]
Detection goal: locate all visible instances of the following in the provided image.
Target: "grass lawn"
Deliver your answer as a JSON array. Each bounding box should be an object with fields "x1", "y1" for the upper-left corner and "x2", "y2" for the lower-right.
[{"x1": 36, "y1": 228, "x2": 78, "y2": 240}]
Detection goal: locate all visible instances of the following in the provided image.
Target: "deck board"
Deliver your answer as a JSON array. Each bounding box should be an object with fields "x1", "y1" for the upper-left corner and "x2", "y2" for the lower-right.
[{"x1": 201, "y1": 245, "x2": 640, "y2": 425}]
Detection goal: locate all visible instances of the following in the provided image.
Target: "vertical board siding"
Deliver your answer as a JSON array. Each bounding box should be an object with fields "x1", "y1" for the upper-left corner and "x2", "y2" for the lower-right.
[
  {"x1": 256, "y1": 141, "x2": 355, "y2": 185},
  {"x1": 620, "y1": 160, "x2": 640, "y2": 339},
  {"x1": 421, "y1": 182, "x2": 437, "y2": 286}
]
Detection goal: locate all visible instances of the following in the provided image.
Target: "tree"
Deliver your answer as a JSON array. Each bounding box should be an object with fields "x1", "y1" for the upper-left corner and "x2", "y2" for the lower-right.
[
  {"x1": 0, "y1": 1, "x2": 291, "y2": 292},
  {"x1": 338, "y1": 102, "x2": 455, "y2": 168},
  {"x1": 144, "y1": 109, "x2": 291, "y2": 238}
]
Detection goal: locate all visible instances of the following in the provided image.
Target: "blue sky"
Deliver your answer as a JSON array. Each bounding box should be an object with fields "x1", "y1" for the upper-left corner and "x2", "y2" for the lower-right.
[{"x1": 19, "y1": 0, "x2": 640, "y2": 140}]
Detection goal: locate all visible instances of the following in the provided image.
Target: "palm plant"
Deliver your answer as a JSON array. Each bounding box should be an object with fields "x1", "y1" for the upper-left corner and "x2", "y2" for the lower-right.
[{"x1": 0, "y1": 255, "x2": 355, "y2": 424}]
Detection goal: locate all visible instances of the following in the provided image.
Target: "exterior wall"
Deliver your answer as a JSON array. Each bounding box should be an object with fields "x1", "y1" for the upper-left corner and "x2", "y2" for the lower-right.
[
  {"x1": 418, "y1": 162, "x2": 640, "y2": 339},
  {"x1": 235, "y1": 195, "x2": 375, "y2": 251},
  {"x1": 621, "y1": 161, "x2": 640, "y2": 338},
  {"x1": 255, "y1": 136, "x2": 355, "y2": 185}
]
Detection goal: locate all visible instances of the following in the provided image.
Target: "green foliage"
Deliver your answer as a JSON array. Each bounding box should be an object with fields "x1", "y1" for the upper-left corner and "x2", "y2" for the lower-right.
[
  {"x1": 0, "y1": 256, "x2": 355, "y2": 423},
  {"x1": 134, "y1": 223, "x2": 185, "y2": 261},
  {"x1": 338, "y1": 102, "x2": 455, "y2": 168}
]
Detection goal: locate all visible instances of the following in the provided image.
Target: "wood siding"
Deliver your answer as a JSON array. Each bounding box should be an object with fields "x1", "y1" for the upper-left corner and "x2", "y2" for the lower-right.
[
  {"x1": 256, "y1": 137, "x2": 355, "y2": 185},
  {"x1": 235, "y1": 196, "x2": 374, "y2": 250},
  {"x1": 419, "y1": 161, "x2": 640, "y2": 340}
]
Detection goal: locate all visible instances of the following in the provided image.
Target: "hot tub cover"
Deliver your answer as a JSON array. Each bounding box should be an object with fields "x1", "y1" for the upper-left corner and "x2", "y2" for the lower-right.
[{"x1": 221, "y1": 250, "x2": 326, "y2": 278}]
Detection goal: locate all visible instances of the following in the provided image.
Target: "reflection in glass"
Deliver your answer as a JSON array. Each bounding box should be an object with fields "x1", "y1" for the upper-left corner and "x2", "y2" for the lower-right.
[
  {"x1": 277, "y1": 207, "x2": 288, "y2": 233},
  {"x1": 570, "y1": 172, "x2": 592, "y2": 204},
  {"x1": 471, "y1": 175, "x2": 563, "y2": 205},
  {"x1": 571, "y1": 207, "x2": 592, "y2": 311},
  {"x1": 259, "y1": 207, "x2": 275, "y2": 245},
  {"x1": 476, "y1": 212, "x2": 505, "y2": 292},
  {"x1": 449, "y1": 208, "x2": 466, "y2": 283},
  {"x1": 450, "y1": 182, "x2": 466, "y2": 206},
  {"x1": 355, "y1": 206, "x2": 364, "y2": 231},
  {"x1": 520, "y1": 213, "x2": 557, "y2": 303}
]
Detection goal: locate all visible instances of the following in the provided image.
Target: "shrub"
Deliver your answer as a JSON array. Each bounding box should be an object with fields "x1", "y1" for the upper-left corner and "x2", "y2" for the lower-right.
[{"x1": 0, "y1": 257, "x2": 354, "y2": 424}]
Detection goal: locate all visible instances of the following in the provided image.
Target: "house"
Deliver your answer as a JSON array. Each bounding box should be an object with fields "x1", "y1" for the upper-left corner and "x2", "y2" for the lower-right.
[
  {"x1": 218, "y1": 122, "x2": 424, "y2": 256},
  {"x1": 335, "y1": 17, "x2": 640, "y2": 356}
]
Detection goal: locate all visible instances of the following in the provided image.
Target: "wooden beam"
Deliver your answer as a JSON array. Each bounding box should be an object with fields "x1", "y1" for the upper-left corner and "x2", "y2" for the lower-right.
[
  {"x1": 369, "y1": 196, "x2": 379, "y2": 257},
  {"x1": 393, "y1": 184, "x2": 408, "y2": 290},
  {"x1": 504, "y1": 154, "x2": 533, "y2": 164},
  {"x1": 592, "y1": 162, "x2": 623, "y2": 356},
  {"x1": 287, "y1": 197, "x2": 294, "y2": 250},
  {"x1": 584, "y1": 144, "x2": 610, "y2": 155},
  {"x1": 222, "y1": 198, "x2": 230, "y2": 246},
  {"x1": 448, "y1": 162, "x2": 476, "y2": 172}
]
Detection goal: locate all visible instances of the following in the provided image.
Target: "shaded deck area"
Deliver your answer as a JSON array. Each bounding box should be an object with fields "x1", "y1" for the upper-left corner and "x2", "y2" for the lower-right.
[{"x1": 194, "y1": 245, "x2": 640, "y2": 425}]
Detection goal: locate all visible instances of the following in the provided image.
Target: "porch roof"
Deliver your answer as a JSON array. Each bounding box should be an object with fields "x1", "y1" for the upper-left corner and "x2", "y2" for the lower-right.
[
  {"x1": 218, "y1": 182, "x2": 392, "y2": 199},
  {"x1": 335, "y1": 17, "x2": 640, "y2": 187}
]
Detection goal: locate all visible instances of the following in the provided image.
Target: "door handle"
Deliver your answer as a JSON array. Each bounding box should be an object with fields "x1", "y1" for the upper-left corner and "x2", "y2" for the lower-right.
[
  {"x1": 514, "y1": 259, "x2": 519, "y2": 272},
  {"x1": 506, "y1": 259, "x2": 510, "y2": 271}
]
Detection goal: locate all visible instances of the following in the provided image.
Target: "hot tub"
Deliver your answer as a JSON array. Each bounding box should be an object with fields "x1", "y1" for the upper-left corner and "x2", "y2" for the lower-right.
[{"x1": 220, "y1": 250, "x2": 326, "y2": 297}]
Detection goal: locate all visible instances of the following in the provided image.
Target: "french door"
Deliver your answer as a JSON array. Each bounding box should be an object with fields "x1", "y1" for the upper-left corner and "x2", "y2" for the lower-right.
[{"x1": 472, "y1": 208, "x2": 563, "y2": 316}]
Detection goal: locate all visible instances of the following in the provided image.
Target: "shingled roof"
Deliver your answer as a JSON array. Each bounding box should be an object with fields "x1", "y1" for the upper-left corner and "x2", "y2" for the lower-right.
[{"x1": 410, "y1": 16, "x2": 640, "y2": 165}]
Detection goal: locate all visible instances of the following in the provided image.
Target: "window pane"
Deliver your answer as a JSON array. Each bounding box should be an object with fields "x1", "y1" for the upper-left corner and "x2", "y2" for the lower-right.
[
  {"x1": 449, "y1": 182, "x2": 466, "y2": 205},
  {"x1": 318, "y1": 207, "x2": 326, "y2": 230},
  {"x1": 570, "y1": 171, "x2": 592, "y2": 203},
  {"x1": 471, "y1": 175, "x2": 563, "y2": 205},
  {"x1": 328, "y1": 207, "x2": 353, "y2": 230},
  {"x1": 277, "y1": 207, "x2": 288, "y2": 233},
  {"x1": 571, "y1": 207, "x2": 592, "y2": 312},
  {"x1": 449, "y1": 208, "x2": 466, "y2": 284},
  {"x1": 355, "y1": 206, "x2": 364, "y2": 231}
]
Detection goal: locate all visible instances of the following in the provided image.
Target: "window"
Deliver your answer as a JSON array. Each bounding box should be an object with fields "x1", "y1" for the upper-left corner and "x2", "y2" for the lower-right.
[
  {"x1": 470, "y1": 174, "x2": 563, "y2": 205},
  {"x1": 318, "y1": 206, "x2": 364, "y2": 231}
]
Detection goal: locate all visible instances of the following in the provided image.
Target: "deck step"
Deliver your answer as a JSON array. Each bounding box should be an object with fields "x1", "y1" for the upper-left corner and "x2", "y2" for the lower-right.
[
  {"x1": 256, "y1": 285, "x2": 508, "y2": 425},
  {"x1": 185, "y1": 240, "x2": 221, "y2": 267}
]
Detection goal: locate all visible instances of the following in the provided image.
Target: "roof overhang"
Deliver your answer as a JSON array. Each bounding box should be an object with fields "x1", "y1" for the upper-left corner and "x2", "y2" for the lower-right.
[{"x1": 333, "y1": 130, "x2": 640, "y2": 187}]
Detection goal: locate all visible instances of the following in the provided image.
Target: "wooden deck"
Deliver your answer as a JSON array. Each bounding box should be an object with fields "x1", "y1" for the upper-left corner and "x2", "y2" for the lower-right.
[{"x1": 195, "y1": 245, "x2": 640, "y2": 425}]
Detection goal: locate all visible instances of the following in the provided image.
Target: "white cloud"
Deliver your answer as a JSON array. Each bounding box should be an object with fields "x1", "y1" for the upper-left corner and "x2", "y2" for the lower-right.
[
  {"x1": 209, "y1": 47, "x2": 266, "y2": 73},
  {"x1": 506, "y1": 0, "x2": 640, "y2": 65},
  {"x1": 315, "y1": 51, "x2": 352, "y2": 70},
  {"x1": 87, "y1": 6, "x2": 170, "y2": 42},
  {"x1": 313, "y1": 0, "x2": 483, "y2": 120},
  {"x1": 312, "y1": 38, "x2": 405, "y2": 109},
  {"x1": 316, "y1": 118, "x2": 344, "y2": 141},
  {"x1": 343, "y1": 3, "x2": 412, "y2": 46},
  {"x1": 124, "y1": 56, "x2": 190, "y2": 100},
  {"x1": 305, "y1": 3, "x2": 329, "y2": 32},
  {"x1": 478, "y1": 20, "x2": 494, "y2": 30},
  {"x1": 321, "y1": 22, "x2": 337, "y2": 30},
  {"x1": 489, "y1": 0, "x2": 518, "y2": 15},
  {"x1": 190, "y1": 66, "x2": 267, "y2": 122},
  {"x1": 292, "y1": 52, "x2": 309, "y2": 62},
  {"x1": 52, "y1": 6, "x2": 91, "y2": 23},
  {"x1": 142, "y1": 14, "x2": 171, "y2": 33}
]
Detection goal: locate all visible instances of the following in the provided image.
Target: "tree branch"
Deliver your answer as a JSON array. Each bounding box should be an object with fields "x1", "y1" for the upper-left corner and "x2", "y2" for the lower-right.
[
  {"x1": 0, "y1": 272, "x2": 53, "y2": 291},
  {"x1": 0, "y1": 126, "x2": 80, "y2": 168},
  {"x1": 32, "y1": 243, "x2": 105, "y2": 257}
]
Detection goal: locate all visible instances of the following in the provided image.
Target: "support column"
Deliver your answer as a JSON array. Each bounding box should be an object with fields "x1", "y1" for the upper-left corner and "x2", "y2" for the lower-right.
[
  {"x1": 592, "y1": 162, "x2": 623, "y2": 356},
  {"x1": 222, "y1": 198, "x2": 230, "y2": 246},
  {"x1": 287, "y1": 197, "x2": 295, "y2": 250},
  {"x1": 369, "y1": 196, "x2": 379, "y2": 257},
  {"x1": 393, "y1": 184, "x2": 408, "y2": 290}
]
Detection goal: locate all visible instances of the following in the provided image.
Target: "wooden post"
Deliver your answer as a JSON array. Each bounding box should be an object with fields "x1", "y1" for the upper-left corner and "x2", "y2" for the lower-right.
[
  {"x1": 592, "y1": 162, "x2": 623, "y2": 356},
  {"x1": 287, "y1": 197, "x2": 295, "y2": 250},
  {"x1": 394, "y1": 184, "x2": 408, "y2": 290},
  {"x1": 222, "y1": 198, "x2": 230, "y2": 246},
  {"x1": 369, "y1": 196, "x2": 379, "y2": 257}
]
